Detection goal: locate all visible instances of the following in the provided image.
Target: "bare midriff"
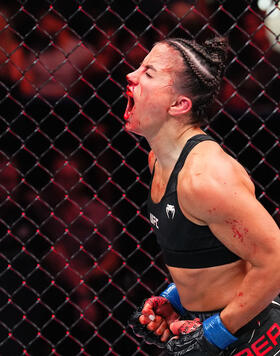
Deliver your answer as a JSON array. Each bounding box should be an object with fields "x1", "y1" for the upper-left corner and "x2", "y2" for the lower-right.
[{"x1": 168, "y1": 260, "x2": 251, "y2": 312}]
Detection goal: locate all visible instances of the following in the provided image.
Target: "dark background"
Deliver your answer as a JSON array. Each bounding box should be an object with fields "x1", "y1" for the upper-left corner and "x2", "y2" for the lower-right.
[{"x1": 0, "y1": 0, "x2": 279, "y2": 355}]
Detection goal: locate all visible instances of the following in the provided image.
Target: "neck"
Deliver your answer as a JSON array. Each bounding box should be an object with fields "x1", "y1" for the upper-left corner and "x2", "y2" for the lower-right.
[{"x1": 147, "y1": 120, "x2": 203, "y2": 171}]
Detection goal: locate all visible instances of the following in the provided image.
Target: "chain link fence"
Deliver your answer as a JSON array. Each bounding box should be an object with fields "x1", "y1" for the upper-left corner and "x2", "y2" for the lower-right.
[{"x1": 0, "y1": 0, "x2": 279, "y2": 355}]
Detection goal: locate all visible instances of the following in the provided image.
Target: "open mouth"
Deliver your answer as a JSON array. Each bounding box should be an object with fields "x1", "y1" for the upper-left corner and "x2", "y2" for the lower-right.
[{"x1": 124, "y1": 88, "x2": 135, "y2": 120}]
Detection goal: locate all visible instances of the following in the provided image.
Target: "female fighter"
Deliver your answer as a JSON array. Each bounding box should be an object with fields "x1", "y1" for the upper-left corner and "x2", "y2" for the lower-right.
[{"x1": 126, "y1": 37, "x2": 280, "y2": 355}]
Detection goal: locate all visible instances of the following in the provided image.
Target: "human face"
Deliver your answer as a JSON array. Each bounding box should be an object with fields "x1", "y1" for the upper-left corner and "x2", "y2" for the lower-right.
[{"x1": 124, "y1": 43, "x2": 183, "y2": 136}]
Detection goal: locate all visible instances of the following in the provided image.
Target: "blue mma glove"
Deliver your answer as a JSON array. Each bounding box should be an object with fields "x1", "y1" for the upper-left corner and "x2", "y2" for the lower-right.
[
  {"x1": 160, "y1": 283, "x2": 186, "y2": 316},
  {"x1": 166, "y1": 313, "x2": 238, "y2": 355}
]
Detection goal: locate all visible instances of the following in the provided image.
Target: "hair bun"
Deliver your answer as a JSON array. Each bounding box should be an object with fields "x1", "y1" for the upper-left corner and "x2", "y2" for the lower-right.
[{"x1": 204, "y1": 37, "x2": 228, "y2": 63}]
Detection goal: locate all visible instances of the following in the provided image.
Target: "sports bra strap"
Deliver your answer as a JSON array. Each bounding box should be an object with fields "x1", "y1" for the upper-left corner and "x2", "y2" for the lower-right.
[{"x1": 173, "y1": 134, "x2": 216, "y2": 174}]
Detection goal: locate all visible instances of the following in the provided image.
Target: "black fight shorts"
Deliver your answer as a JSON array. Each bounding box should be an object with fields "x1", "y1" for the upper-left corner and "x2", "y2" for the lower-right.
[{"x1": 181, "y1": 298, "x2": 280, "y2": 356}]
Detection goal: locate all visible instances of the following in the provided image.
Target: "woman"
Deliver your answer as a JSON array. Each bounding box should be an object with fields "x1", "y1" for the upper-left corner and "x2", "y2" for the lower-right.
[{"x1": 126, "y1": 37, "x2": 280, "y2": 355}]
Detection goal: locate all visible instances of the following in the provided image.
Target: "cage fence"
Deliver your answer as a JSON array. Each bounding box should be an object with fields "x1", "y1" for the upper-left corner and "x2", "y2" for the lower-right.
[{"x1": 0, "y1": 0, "x2": 279, "y2": 355}]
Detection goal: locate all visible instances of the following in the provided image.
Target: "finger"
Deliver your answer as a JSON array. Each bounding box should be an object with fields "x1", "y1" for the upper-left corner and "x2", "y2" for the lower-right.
[
  {"x1": 161, "y1": 328, "x2": 171, "y2": 342},
  {"x1": 142, "y1": 300, "x2": 156, "y2": 318},
  {"x1": 154, "y1": 319, "x2": 168, "y2": 336},
  {"x1": 141, "y1": 314, "x2": 156, "y2": 324},
  {"x1": 139, "y1": 313, "x2": 157, "y2": 324},
  {"x1": 139, "y1": 314, "x2": 151, "y2": 325},
  {"x1": 146, "y1": 315, "x2": 162, "y2": 331}
]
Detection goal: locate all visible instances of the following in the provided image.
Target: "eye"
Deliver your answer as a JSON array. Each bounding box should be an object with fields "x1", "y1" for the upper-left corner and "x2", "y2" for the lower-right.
[{"x1": 145, "y1": 72, "x2": 152, "y2": 78}]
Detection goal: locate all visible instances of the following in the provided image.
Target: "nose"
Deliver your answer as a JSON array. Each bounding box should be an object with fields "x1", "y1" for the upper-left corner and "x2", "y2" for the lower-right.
[{"x1": 126, "y1": 68, "x2": 139, "y2": 86}]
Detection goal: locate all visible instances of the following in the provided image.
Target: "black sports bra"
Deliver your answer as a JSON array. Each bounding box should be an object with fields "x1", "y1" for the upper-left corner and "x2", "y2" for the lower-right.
[{"x1": 147, "y1": 134, "x2": 240, "y2": 268}]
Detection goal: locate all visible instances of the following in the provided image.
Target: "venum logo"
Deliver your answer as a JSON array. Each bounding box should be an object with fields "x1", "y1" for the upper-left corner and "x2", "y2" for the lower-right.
[
  {"x1": 150, "y1": 213, "x2": 159, "y2": 229},
  {"x1": 166, "y1": 204, "x2": 175, "y2": 219}
]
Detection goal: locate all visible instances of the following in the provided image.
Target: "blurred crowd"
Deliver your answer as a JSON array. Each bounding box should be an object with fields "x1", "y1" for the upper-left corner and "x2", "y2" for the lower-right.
[{"x1": 0, "y1": 0, "x2": 279, "y2": 355}]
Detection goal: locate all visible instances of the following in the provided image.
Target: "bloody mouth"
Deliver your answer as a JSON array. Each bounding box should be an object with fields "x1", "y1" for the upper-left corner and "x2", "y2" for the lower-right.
[{"x1": 124, "y1": 89, "x2": 135, "y2": 120}]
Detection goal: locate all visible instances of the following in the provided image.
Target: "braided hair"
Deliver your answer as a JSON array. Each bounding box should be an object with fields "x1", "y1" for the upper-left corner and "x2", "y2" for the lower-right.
[{"x1": 158, "y1": 37, "x2": 228, "y2": 125}]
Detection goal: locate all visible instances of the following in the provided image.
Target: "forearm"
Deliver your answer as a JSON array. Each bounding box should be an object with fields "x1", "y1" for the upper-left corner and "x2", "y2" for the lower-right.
[{"x1": 220, "y1": 264, "x2": 280, "y2": 334}]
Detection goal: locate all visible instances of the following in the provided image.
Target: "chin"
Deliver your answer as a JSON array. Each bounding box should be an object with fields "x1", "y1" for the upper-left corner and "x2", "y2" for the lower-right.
[{"x1": 125, "y1": 120, "x2": 143, "y2": 136}]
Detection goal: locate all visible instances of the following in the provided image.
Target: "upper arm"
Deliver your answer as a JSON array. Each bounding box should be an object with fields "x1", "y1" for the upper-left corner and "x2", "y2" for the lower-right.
[
  {"x1": 181, "y1": 153, "x2": 280, "y2": 267},
  {"x1": 207, "y1": 188, "x2": 280, "y2": 266}
]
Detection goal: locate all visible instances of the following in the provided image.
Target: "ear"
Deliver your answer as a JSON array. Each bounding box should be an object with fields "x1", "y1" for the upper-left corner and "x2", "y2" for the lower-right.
[{"x1": 168, "y1": 96, "x2": 192, "y2": 116}]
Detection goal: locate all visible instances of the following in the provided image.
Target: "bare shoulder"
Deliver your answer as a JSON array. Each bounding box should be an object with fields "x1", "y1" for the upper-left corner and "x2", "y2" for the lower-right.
[
  {"x1": 148, "y1": 150, "x2": 156, "y2": 173},
  {"x1": 178, "y1": 140, "x2": 255, "y2": 216}
]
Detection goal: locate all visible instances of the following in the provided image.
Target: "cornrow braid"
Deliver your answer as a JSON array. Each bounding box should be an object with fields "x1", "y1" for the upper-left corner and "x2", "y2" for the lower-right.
[
  {"x1": 181, "y1": 37, "x2": 227, "y2": 81},
  {"x1": 157, "y1": 36, "x2": 228, "y2": 125},
  {"x1": 171, "y1": 39, "x2": 219, "y2": 89}
]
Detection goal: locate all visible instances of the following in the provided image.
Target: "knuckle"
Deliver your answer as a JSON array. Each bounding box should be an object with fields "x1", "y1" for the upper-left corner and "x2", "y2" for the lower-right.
[{"x1": 147, "y1": 323, "x2": 156, "y2": 331}]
